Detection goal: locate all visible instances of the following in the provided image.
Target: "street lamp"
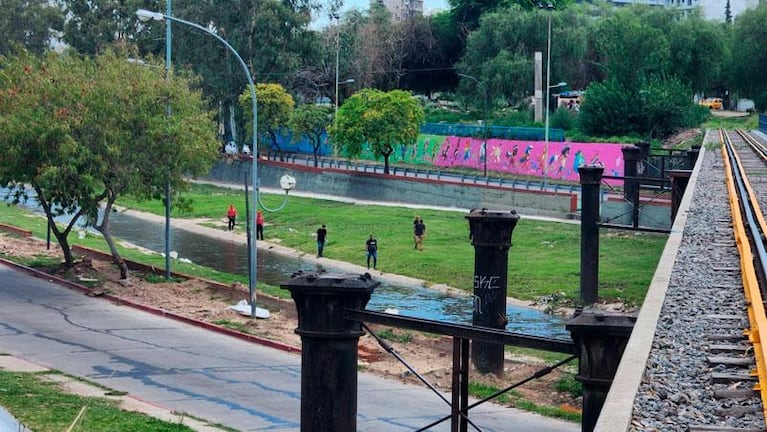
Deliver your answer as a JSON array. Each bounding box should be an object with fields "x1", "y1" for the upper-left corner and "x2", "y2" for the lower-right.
[
  {"x1": 136, "y1": 8, "x2": 292, "y2": 319},
  {"x1": 458, "y1": 73, "x2": 489, "y2": 177},
  {"x1": 541, "y1": 2, "x2": 560, "y2": 187},
  {"x1": 544, "y1": 80, "x2": 567, "y2": 185}
]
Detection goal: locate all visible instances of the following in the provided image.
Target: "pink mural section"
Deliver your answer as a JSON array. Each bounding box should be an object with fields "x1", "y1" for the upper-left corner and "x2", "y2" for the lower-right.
[{"x1": 431, "y1": 137, "x2": 625, "y2": 183}]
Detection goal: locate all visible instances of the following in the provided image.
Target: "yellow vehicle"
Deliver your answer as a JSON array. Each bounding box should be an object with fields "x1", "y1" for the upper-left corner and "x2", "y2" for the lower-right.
[{"x1": 699, "y1": 97, "x2": 723, "y2": 110}]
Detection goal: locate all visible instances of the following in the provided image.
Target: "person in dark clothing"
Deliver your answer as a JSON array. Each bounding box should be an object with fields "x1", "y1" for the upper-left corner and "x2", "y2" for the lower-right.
[
  {"x1": 413, "y1": 217, "x2": 426, "y2": 251},
  {"x1": 365, "y1": 234, "x2": 378, "y2": 269},
  {"x1": 316, "y1": 224, "x2": 327, "y2": 257}
]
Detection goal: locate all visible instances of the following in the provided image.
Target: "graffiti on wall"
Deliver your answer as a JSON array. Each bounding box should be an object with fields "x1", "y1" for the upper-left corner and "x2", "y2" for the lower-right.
[{"x1": 380, "y1": 135, "x2": 625, "y2": 183}]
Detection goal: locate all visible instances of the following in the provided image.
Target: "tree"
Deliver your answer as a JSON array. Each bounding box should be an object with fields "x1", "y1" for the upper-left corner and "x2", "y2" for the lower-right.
[
  {"x1": 330, "y1": 89, "x2": 424, "y2": 174},
  {"x1": 60, "y1": 0, "x2": 162, "y2": 55},
  {"x1": 289, "y1": 104, "x2": 332, "y2": 167},
  {"x1": 456, "y1": 5, "x2": 592, "y2": 106},
  {"x1": 592, "y1": 6, "x2": 672, "y2": 90},
  {"x1": 0, "y1": 0, "x2": 63, "y2": 55},
  {"x1": 730, "y1": 3, "x2": 767, "y2": 110},
  {"x1": 668, "y1": 11, "x2": 726, "y2": 97},
  {"x1": 0, "y1": 50, "x2": 219, "y2": 275},
  {"x1": 239, "y1": 83, "x2": 295, "y2": 158}
]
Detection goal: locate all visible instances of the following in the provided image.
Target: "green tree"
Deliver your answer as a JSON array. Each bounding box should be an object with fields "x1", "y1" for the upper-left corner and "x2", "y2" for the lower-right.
[
  {"x1": 239, "y1": 83, "x2": 295, "y2": 158},
  {"x1": 129, "y1": 0, "x2": 315, "y2": 148},
  {"x1": 578, "y1": 75, "x2": 705, "y2": 139},
  {"x1": 730, "y1": 3, "x2": 767, "y2": 110},
  {"x1": 60, "y1": 0, "x2": 162, "y2": 55},
  {"x1": 0, "y1": 0, "x2": 63, "y2": 55},
  {"x1": 0, "y1": 50, "x2": 219, "y2": 274},
  {"x1": 330, "y1": 89, "x2": 424, "y2": 174},
  {"x1": 289, "y1": 104, "x2": 332, "y2": 167},
  {"x1": 668, "y1": 11, "x2": 726, "y2": 97},
  {"x1": 456, "y1": 5, "x2": 592, "y2": 106},
  {"x1": 592, "y1": 6, "x2": 672, "y2": 90}
]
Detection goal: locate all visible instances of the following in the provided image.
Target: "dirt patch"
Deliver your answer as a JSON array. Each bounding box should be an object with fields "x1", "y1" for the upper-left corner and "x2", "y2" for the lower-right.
[{"x1": 0, "y1": 231, "x2": 582, "y2": 417}]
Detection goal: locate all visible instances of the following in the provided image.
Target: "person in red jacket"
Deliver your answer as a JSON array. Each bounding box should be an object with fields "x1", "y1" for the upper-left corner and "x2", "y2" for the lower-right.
[
  {"x1": 226, "y1": 204, "x2": 237, "y2": 231},
  {"x1": 256, "y1": 211, "x2": 264, "y2": 240}
]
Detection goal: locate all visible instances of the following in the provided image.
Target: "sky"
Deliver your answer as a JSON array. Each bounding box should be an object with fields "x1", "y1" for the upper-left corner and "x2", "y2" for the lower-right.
[{"x1": 311, "y1": 0, "x2": 450, "y2": 28}]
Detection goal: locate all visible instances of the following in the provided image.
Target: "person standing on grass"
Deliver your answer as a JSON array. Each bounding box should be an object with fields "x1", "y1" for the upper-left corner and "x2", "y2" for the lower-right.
[
  {"x1": 414, "y1": 217, "x2": 426, "y2": 251},
  {"x1": 226, "y1": 204, "x2": 237, "y2": 231},
  {"x1": 316, "y1": 224, "x2": 327, "y2": 257},
  {"x1": 256, "y1": 211, "x2": 264, "y2": 240},
  {"x1": 365, "y1": 234, "x2": 378, "y2": 270}
]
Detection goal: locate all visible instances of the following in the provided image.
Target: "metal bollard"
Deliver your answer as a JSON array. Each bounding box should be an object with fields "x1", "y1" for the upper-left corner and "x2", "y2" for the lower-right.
[
  {"x1": 466, "y1": 209, "x2": 520, "y2": 375},
  {"x1": 566, "y1": 310, "x2": 635, "y2": 432},
  {"x1": 579, "y1": 165, "x2": 603, "y2": 305},
  {"x1": 668, "y1": 170, "x2": 691, "y2": 224},
  {"x1": 621, "y1": 146, "x2": 641, "y2": 229},
  {"x1": 282, "y1": 271, "x2": 379, "y2": 432}
]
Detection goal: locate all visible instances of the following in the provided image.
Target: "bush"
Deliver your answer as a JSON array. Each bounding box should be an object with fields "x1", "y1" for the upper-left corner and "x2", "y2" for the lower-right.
[
  {"x1": 550, "y1": 107, "x2": 577, "y2": 131},
  {"x1": 578, "y1": 76, "x2": 704, "y2": 140}
]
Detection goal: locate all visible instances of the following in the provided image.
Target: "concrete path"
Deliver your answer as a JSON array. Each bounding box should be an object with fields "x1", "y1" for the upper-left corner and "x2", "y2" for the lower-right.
[{"x1": 0, "y1": 263, "x2": 578, "y2": 431}]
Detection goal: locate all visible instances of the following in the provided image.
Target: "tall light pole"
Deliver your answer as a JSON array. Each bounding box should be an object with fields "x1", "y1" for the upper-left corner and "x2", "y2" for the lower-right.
[
  {"x1": 458, "y1": 73, "x2": 489, "y2": 177},
  {"x1": 333, "y1": 13, "x2": 341, "y2": 119},
  {"x1": 163, "y1": 0, "x2": 172, "y2": 281},
  {"x1": 542, "y1": 2, "x2": 565, "y2": 187},
  {"x1": 136, "y1": 9, "x2": 265, "y2": 318}
]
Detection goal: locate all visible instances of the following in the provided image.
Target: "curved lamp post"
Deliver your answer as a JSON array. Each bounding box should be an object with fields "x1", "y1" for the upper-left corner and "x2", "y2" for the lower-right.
[
  {"x1": 458, "y1": 73, "x2": 489, "y2": 177},
  {"x1": 136, "y1": 8, "x2": 293, "y2": 319}
]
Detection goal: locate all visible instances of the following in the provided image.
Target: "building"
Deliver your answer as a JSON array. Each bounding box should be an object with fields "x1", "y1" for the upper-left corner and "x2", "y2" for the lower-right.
[
  {"x1": 372, "y1": 0, "x2": 424, "y2": 21},
  {"x1": 596, "y1": 0, "x2": 759, "y2": 21}
]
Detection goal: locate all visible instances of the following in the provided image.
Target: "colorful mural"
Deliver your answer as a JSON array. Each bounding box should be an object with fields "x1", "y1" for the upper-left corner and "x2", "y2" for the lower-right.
[
  {"x1": 381, "y1": 135, "x2": 625, "y2": 182},
  {"x1": 282, "y1": 131, "x2": 626, "y2": 183}
]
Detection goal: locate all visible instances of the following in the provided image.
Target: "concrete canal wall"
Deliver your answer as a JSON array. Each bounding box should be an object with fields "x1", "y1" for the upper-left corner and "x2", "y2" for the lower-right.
[{"x1": 203, "y1": 159, "x2": 578, "y2": 219}]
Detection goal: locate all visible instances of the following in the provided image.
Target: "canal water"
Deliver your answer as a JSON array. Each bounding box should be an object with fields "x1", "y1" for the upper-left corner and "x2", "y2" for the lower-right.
[
  {"x1": 105, "y1": 211, "x2": 569, "y2": 338},
  {"x1": 12, "y1": 198, "x2": 569, "y2": 338}
]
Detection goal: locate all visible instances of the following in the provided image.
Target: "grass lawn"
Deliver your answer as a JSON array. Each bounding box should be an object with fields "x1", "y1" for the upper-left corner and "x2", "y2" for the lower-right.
[
  {"x1": 113, "y1": 182, "x2": 667, "y2": 306},
  {"x1": 0, "y1": 369, "x2": 200, "y2": 432}
]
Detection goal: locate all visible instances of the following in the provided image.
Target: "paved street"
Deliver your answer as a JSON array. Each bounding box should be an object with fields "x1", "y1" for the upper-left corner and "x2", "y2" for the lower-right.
[{"x1": 0, "y1": 263, "x2": 578, "y2": 431}]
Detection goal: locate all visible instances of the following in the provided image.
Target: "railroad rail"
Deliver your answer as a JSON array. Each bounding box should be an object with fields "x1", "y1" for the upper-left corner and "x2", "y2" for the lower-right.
[
  {"x1": 722, "y1": 128, "x2": 767, "y2": 420},
  {"x1": 596, "y1": 129, "x2": 767, "y2": 431}
]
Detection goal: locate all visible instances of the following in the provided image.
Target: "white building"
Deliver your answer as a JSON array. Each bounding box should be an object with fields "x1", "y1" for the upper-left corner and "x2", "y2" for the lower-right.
[
  {"x1": 373, "y1": 0, "x2": 424, "y2": 21},
  {"x1": 602, "y1": 0, "x2": 759, "y2": 21}
]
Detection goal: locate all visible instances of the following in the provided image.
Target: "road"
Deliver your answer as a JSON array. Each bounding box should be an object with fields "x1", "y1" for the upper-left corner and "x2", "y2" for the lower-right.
[{"x1": 0, "y1": 263, "x2": 578, "y2": 431}]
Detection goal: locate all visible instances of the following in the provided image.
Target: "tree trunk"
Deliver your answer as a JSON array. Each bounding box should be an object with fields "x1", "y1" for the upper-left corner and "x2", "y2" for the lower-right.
[
  {"x1": 49, "y1": 217, "x2": 75, "y2": 268},
  {"x1": 33, "y1": 184, "x2": 78, "y2": 267},
  {"x1": 312, "y1": 134, "x2": 320, "y2": 168},
  {"x1": 96, "y1": 196, "x2": 129, "y2": 279},
  {"x1": 383, "y1": 146, "x2": 393, "y2": 174},
  {"x1": 270, "y1": 131, "x2": 284, "y2": 161}
]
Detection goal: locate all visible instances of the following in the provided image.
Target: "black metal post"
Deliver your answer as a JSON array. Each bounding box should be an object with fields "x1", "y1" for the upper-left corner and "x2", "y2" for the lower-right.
[
  {"x1": 635, "y1": 141, "x2": 650, "y2": 161},
  {"x1": 465, "y1": 209, "x2": 520, "y2": 375},
  {"x1": 687, "y1": 144, "x2": 701, "y2": 169},
  {"x1": 579, "y1": 165, "x2": 603, "y2": 305},
  {"x1": 282, "y1": 272, "x2": 379, "y2": 432},
  {"x1": 621, "y1": 146, "x2": 641, "y2": 228},
  {"x1": 566, "y1": 310, "x2": 635, "y2": 432},
  {"x1": 668, "y1": 170, "x2": 691, "y2": 224}
]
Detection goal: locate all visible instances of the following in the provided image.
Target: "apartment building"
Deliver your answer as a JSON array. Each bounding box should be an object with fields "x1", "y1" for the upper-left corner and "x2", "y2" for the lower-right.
[
  {"x1": 373, "y1": 0, "x2": 424, "y2": 21},
  {"x1": 604, "y1": 0, "x2": 759, "y2": 21}
]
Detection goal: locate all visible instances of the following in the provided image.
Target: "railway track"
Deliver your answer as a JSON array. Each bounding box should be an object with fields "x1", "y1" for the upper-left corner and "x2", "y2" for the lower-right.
[{"x1": 715, "y1": 128, "x2": 767, "y2": 430}]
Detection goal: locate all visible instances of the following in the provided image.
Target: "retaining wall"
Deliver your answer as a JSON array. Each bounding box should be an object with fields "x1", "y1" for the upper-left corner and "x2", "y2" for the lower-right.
[{"x1": 204, "y1": 160, "x2": 578, "y2": 219}]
